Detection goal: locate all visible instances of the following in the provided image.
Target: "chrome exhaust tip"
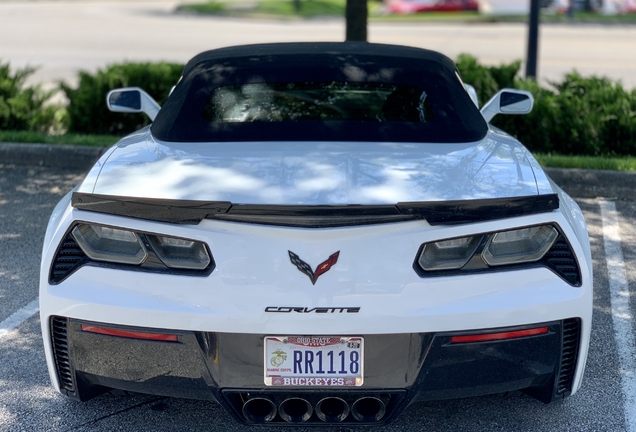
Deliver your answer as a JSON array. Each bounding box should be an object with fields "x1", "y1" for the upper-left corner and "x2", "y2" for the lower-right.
[
  {"x1": 316, "y1": 397, "x2": 350, "y2": 422},
  {"x1": 279, "y1": 397, "x2": 313, "y2": 423},
  {"x1": 351, "y1": 396, "x2": 386, "y2": 422},
  {"x1": 242, "y1": 397, "x2": 277, "y2": 423}
]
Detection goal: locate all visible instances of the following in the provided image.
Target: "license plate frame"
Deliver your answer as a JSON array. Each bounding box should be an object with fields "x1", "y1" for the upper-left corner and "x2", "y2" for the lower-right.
[{"x1": 264, "y1": 336, "x2": 364, "y2": 387}]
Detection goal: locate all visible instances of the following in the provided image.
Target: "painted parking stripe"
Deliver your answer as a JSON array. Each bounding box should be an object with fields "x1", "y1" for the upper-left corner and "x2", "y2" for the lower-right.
[
  {"x1": 600, "y1": 200, "x2": 636, "y2": 432},
  {"x1": 0, "y1": 298, "x2": 39, "y2": 341}
]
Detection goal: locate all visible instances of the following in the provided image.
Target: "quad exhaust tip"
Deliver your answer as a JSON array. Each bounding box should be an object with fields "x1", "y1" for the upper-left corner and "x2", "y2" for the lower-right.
[
  {"x1": 242, "y1": 397, "x2": 277, "y2": 423},
  {"x1": 239, "y1": 394, "x2": 390, "y2": 424},
  {"x1": 351, "y1": 396, "x2": 386, "y2": 422},
  {"x1": 316, "y1": 397, "x2": 350, "y2": 422},
  {"x1": 279, "y1": 397, "x2": 313, "y2": 423}
]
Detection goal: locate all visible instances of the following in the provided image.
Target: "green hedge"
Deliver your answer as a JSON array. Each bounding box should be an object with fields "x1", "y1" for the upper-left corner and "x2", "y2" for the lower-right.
[
  {"x1": 455, "y1": 55, "x2": 636, "y2": 156},
  {"x1": 61, "y1": 62, "x2": 183, "y2": 135},
  {"x1": 0, "y1": 63, "x2": 59, "y2": 133},
  {"x1": 4, "y1": 58, "x2": 635, "y2": 156}
]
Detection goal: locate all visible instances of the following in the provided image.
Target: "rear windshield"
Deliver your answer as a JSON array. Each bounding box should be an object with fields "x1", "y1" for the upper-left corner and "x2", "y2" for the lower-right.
[
  {"x1": 151, "y1": 48, "x2": 488, "y2": 143},
  {"x1": 202, "y1": 82, "x2": 433, "y2": 123}
]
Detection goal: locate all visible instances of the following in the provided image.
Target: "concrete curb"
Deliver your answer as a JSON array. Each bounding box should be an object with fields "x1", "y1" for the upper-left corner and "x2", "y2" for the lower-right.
[
  {"x1": 0, "y1": 143, "x2": 108, "y2": 171},
  {"x1": 1, "y1": 142, "x2": 634, "y2": 201},
  {"x1": 544, "y1": 167, "x2": 636, "y2": 200}
]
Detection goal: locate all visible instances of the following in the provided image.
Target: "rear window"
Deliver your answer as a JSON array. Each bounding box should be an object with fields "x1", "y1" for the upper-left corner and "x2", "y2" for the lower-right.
[
  {"x1": 151, "y1": 47, "x2": 488, "y2": 143},
  {"x1": 202, "y1": 82, "x2": 433, "y2": 123}
]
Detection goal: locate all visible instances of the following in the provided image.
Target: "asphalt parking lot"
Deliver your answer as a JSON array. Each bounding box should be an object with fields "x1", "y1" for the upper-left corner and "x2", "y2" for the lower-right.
[{"x1": 0, "y1": 156, "x2": 635, "y2": 431}]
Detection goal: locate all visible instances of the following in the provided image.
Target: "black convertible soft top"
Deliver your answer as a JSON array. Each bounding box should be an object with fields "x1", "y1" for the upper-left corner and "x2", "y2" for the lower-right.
[{"x1": 151, "y1": 42, "x2": 488, "y2": 143}]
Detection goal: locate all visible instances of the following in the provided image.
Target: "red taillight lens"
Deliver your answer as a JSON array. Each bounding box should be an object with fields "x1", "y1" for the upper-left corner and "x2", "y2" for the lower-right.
[
  {"x1": 450, "y1": 326, "x2": 549, "y2": 344},
  {"x1": 81, "y1": 325, "x2": 178, "y2": 342}
]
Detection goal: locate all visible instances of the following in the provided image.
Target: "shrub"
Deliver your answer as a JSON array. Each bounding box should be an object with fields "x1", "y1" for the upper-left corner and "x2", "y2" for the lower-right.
[
  {"x1": 455, "y1": 54, "x2": 520, "y2": 106},
  {"x1": 61, "y1": 62, "x2": 184, "y2": 135},
  {"x1": 177, "y1": 1, "x2": 226, "y2": 14},
  {"x1": 56, "y1": 57, "x2": 635, "y2": 156},
  {"x1": 456, "y1": 54, "x2": 636, "y2": 156},
  {"x1": 0, "y1": 62, "x2": 59, "y2": 133}
]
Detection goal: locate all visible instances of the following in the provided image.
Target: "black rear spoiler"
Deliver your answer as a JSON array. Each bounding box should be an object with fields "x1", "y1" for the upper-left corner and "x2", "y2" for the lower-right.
[{"x1": 71, "y1": 192, "x2": 559, "y2": 228}]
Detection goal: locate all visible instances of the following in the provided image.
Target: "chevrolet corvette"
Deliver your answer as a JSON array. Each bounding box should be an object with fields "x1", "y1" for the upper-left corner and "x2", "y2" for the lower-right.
[{"x1": 40, "y1": 42, "x2": 592, "y2": 425}]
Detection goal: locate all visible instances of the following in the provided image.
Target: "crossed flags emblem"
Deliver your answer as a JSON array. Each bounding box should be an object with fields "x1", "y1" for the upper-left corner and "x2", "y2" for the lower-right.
[{"x1": 288, "y1": 251, "x2": 340, "y2": 285}]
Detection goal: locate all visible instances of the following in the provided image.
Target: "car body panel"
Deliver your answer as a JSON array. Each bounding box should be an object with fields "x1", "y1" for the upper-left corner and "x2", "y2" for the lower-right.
[
  {"x1": 40, "y1": 203, "x2": 591, "y2": 395},
  {"x1": 80, "y1": 132, "x2": 546, "y2": 204}
]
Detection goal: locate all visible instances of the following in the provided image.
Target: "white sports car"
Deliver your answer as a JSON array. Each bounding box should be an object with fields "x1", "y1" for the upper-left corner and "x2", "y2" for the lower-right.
[{"x1": 40, "y1": 43, "x2": 592, "y2": 426}]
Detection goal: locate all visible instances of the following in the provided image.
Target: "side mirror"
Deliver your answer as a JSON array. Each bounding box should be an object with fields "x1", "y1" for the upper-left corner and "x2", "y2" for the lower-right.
[
  {"x1": 106, "y1": 87, "x2": 161, "y2": 121},
  {"x1": 464, "y1": 84, "x2": 479, "y2": 108},
  {"x1": 480, "y1": 89, "x2": 533, "y2": 123}
]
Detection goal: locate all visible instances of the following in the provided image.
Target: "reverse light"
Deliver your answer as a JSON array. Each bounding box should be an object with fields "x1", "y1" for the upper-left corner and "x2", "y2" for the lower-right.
[
  {"x1": 72, "y1": 224, "x2": 147, "y2": 265},
  {"x1": 147, "y1": 234, "x2": 211, "y2": 270},
  {"x1": 67, "y1": 223, "x2": 212, "y2": 272},
  {"x1": 417, "y1": 235, "x2": 481, "y2": 271},
  {"x1": 414, "y1": 224, "x2": 579, "y2": 285},
  {"x1": 482, "y1": 225, "x2": 558, "y2": 266}
]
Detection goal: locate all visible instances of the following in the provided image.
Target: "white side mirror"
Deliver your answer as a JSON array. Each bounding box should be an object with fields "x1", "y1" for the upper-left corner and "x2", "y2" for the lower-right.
[
  {"x1": 464, "y1": 84, "x2": 479, "y2": 108},
  {"x1": 480, "y1": 89, "x2": 533, "y2": 123},
  {"x1": 106, "y1": 87, "x2": 161, "y2": 121}
]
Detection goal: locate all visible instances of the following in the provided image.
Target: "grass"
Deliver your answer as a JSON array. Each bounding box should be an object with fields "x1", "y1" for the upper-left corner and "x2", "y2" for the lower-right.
[
  {"x1": 534, "y1": 153, "x2": 636, "y2": 172},
  {"x1": 255, "y1": 0, "x2": 344, "y2": 17},
  {"x1": 176, "y1": 1, "x2": 636, "y2": 22},
  {"x1": 178, "y1": 1, "x2": 226, "y2": 14},
  {"x1": 0, "y1": 130, "x2": 119, "y2": 147},
  {"x1": 178, "y1": 0, "x2": 346, "y2": 18}
]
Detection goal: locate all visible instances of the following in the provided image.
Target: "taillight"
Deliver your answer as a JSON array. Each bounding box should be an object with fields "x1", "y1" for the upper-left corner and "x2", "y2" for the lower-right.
[
  {"x1": 81, "y1": 325, "x2": 178, "y2": 342},
  {"x1": 450, "y1": 326, "x2": 549, "y2": 344}
]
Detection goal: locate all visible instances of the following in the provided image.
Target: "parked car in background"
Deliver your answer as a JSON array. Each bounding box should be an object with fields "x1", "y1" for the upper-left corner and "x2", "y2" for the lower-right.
[{"x1": 387, "y1": 0, "x2": 478, "y2": 14}]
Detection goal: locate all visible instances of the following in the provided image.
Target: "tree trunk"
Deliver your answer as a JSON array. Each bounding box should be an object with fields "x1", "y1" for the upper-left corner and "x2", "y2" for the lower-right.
[
  {"x1": 345, "y1": 0, "x2": 367, "y2": 42},
  {"x1": 293, "y1": 0, "x2": 301, "y2": 13}
]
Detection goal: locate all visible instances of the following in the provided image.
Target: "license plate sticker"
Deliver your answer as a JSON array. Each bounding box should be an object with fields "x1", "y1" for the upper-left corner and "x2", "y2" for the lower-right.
[{"x1": 264, "y1": 336, "x2": 364, "y2": 387}]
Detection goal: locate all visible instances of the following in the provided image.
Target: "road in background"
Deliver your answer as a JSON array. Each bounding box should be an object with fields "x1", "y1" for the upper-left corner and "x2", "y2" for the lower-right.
[{"x1": 0, "y1": 0, "x2": 635, "y2": 88}]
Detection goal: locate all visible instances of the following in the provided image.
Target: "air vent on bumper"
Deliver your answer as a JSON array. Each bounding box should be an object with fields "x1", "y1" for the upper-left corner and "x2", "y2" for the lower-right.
[
  {"x1": 556, "y1": 318, "x2": 581, "y2": 396},
  {"x1": 50, "y1": 316, "x2": 76, "y2": 395},
  {"x1": 544, "y1": 237, "x2": 582, "y2": 286},
  {"x1": 50, "y1": 234, "x2": 88, "y2": 284}
]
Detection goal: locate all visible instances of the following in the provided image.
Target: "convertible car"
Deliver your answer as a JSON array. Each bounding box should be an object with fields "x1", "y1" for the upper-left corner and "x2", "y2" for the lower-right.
[{"x1": 40, "y1": 43, "x2": 592, "y2": 425}]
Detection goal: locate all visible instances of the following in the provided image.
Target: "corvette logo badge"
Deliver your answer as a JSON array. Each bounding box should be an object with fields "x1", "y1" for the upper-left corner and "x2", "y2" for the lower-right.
[{"x1": 288, "y1": 250, "x2": 340, "y2": 285}]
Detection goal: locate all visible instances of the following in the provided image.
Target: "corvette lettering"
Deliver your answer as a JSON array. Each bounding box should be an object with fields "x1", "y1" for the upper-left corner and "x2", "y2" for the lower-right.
[
  {"x1": 288, "y1": 250, "x2": 339, "y2": 285},
  {"x1": 265, "y1": 306, "x2": 360, "y2": 313}
]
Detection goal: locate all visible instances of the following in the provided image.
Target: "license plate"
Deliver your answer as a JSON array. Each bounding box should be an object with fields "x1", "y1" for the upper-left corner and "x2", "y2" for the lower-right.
[{"x1": 264, "y1": 336, "x2": 364, "y2": 387}]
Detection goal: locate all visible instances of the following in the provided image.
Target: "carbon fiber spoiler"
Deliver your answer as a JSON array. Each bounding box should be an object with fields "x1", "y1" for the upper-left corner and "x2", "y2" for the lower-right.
[{"x1": 71, "y1": 192, "x2": 559, "y2": 228}]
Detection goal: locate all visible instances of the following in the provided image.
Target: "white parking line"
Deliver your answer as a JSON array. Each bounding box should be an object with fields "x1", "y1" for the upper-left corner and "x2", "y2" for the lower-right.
[
  {"x1": 0, "y1": 298, "x2": 39, "y2": 342},
  {"x1": 600, "y1": 200, "x2": 636, "y2": 432}
]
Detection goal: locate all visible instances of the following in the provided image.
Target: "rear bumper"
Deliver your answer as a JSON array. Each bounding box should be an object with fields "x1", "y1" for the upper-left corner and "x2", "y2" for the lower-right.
[{"x1": 50, "y1": 317, "x2": 581, "y2": 425}]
